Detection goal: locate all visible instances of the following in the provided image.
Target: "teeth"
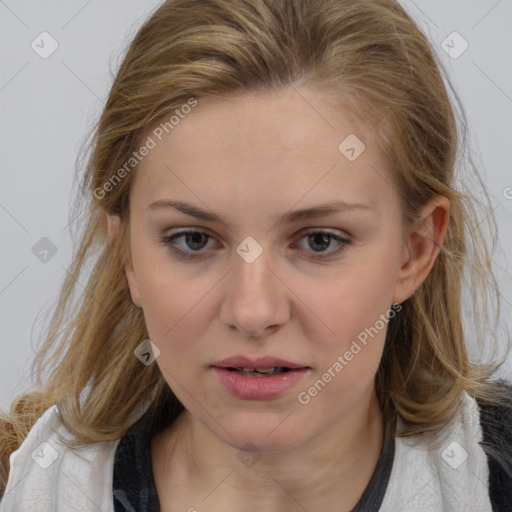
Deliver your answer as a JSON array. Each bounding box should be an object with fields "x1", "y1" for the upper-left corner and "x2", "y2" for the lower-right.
[
  {"x1": 231, "y1": 367, "x2": 282, "y2": 375},
  {"x1": 250, "y1": 367, "x2": 278, "y2": 373}
]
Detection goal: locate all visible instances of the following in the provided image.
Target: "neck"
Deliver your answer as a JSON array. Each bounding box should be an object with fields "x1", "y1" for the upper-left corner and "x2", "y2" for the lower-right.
[{"x1": 153, "y1": 386, "x2": 384, "y2": 512}]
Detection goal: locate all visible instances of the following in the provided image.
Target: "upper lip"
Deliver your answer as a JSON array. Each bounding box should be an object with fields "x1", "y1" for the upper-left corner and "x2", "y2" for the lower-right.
[{"x1": 211, "y1": 356, "x2": 308, "y2": 369}]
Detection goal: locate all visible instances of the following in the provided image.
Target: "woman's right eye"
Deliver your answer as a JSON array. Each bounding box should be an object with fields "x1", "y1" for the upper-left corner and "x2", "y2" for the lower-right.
[{"x1": 160, "y1": 229, "x2": 216, "y2": 260}]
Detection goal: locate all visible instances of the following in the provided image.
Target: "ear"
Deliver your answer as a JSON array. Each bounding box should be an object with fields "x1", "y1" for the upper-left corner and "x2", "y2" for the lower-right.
[
  {"x1": 392, "y1": 195, "x2": 450, "y2": 304},
  {"x1": 107, "y1": 213, "x2": 142, "y2": 308}
]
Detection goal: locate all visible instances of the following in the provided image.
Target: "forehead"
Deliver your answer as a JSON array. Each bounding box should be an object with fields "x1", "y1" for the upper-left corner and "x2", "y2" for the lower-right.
[{"x1": 131, "y1": 87, "x2": 399, "y2": 221}]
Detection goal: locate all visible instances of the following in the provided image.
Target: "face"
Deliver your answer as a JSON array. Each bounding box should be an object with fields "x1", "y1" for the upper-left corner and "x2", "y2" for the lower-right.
[{"x1": 121, "y1": 86, "x2": 424, "y2": 452}]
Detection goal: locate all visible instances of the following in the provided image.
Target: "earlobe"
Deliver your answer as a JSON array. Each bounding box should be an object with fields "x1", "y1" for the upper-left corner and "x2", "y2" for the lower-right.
[{"x1": 392, "y1": 196, "x2": 450, "y2": 304}]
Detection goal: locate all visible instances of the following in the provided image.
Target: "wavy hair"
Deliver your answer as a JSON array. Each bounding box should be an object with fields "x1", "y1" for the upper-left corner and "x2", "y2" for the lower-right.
[{"x1": 1, "y1": 0, "x2": 510, "y2": 494}]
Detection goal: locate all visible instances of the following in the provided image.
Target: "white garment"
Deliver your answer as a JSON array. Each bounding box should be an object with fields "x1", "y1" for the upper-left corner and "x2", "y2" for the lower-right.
[
  {"x1": 0, "y1": 406, "x2": 120, "y2": 512},
  {"x1": 380, "y1": 392, "x2": 492, "y2": 511},
  {"x1": 0, "y1": 392, "x2": 492, "y2": 511}
]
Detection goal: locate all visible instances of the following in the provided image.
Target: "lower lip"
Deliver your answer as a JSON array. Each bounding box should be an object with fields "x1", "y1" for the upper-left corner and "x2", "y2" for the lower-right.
[{"x1": 211, "y1": 367, "x2": 308, "y2": 400}]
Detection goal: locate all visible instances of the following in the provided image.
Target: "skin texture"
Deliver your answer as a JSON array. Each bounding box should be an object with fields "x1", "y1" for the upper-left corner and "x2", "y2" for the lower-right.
[{"x1": 108, "y1": 86, "x2": 450, "y2": 511}]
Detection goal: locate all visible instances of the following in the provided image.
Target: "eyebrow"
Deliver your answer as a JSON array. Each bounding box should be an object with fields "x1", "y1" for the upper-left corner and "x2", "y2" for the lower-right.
[{"x1": 146, "y1": 199, "x2": 372, "y2": 225}]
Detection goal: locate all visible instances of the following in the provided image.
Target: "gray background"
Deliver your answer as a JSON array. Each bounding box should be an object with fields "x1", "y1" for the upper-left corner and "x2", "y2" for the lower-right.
[{"x1": 1, "y1": 0, "x2": 511, "y2": 411}]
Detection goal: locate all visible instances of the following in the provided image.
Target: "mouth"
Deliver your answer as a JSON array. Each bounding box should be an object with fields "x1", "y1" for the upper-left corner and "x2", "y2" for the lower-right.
[{"x1": 210, "y1": 356, "x2": 310, "y2": 399}]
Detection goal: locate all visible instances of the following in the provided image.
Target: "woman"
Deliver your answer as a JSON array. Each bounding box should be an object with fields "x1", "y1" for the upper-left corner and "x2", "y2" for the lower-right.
[{"x1": 1, "y1": 0, "x2": 511, "y2": 510}]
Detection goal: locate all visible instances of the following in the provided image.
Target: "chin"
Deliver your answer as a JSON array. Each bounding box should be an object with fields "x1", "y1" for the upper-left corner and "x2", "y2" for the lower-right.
[{"x1": 209, "y1": 412, "x2": 310, "y2": 453}]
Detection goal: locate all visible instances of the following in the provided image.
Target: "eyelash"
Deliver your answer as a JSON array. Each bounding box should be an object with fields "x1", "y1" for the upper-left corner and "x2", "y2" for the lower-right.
[{"x1": 160, "y1": 228, "x2": 351, "y2": 261}]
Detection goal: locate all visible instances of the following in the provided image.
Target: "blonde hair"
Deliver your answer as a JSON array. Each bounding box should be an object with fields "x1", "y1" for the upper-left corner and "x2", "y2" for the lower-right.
[{"x1": 1, "y1": 0, "x2": 509, "y2": 494}]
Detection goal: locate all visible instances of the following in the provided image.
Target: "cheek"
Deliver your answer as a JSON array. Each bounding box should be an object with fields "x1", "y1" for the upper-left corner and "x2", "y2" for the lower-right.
[
  {"x1": 130, "y1": 231, "x2": 211, "y2": 334},
  {"x1": 134, "y1": 261, "x2": 217, "y2": 377},
  {"x1": 292, "y1": 253, "x2": 400, "y2": 395},
  {"x1": 301, "y1": 251, "x2": 401, "y2": 343},
  {"x1": 294, "y1": 280, "x2": 391, "y2": 419},
  {"x1": 139, "y1": 275, "x2": 204, "y2": 334}
]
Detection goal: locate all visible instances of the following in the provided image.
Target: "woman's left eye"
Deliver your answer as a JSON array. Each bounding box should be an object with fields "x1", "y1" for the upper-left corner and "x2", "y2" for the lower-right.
[
  {"x1": 160, "y1": 229, "x2": 350, "y2": 260},
  {"x1": 292, "y1": 230, "x2": 350, "y2": 258}
]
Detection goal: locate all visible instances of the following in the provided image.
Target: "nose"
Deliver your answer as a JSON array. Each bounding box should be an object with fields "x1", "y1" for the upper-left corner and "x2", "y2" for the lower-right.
[{"x1": 220, "y1": 247, "x2": 290, "y2": 339}]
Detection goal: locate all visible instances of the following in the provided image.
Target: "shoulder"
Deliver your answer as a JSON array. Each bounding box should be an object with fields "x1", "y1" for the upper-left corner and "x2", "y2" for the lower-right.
[
  {"x1": 475, "y1": 380, "x2": 512, "y2": 510},
  {"x1": 0, "y1": 405, "x2": 120, "y2": 512},
  {"x1": 381, "y1": 391, "x2": 496, "y2": 511}
]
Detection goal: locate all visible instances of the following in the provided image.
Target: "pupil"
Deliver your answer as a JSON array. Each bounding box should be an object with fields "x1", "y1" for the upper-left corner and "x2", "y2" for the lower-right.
[
  {"x1": 186, "y1": 232, "x2": 208, "y2": 250},
  {"x1": 308, "y1": 233, "x2": 330, "y2": 252}
]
